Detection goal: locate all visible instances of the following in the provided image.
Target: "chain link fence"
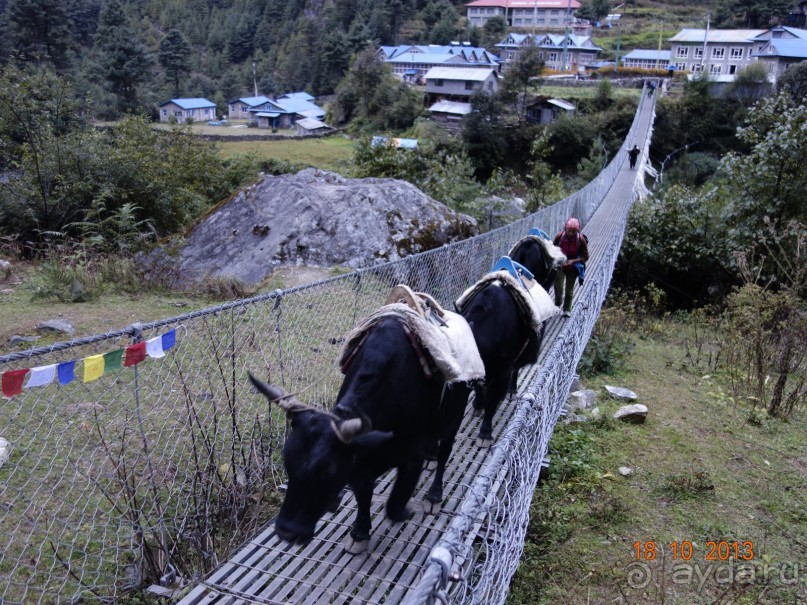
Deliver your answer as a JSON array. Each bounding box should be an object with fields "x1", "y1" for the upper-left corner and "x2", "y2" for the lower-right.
[{"x1": 0, "y1": 92, "x2": 651, "y2": 604}]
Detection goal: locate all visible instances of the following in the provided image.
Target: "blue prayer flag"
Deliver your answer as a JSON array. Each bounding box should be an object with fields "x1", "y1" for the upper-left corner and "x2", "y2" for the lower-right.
[
  {"x1": 57, "y1": 361, "x2": 76, "y2": 385},
  {"x1": 161, "y1": 329, "x2": 176, "y2": 351}
]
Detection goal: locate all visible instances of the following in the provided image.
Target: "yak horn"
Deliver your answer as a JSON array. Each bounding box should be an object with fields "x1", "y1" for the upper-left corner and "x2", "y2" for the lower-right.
[
  {"x1": 332, "y1": 418, "x2": 365, "y2": 443},
  {"x1": 248, "y1": 372, "x2": 312, "y2": 415}
]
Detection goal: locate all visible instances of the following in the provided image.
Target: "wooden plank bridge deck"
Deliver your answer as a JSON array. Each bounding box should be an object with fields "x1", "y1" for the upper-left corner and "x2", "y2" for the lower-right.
[{"x1": 175, "y1": 96, "x2": 656, "y2": 605}]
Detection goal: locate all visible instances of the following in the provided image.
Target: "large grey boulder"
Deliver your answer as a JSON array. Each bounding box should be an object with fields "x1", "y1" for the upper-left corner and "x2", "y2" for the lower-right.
[{"x1": 179, "y1": 169, "x2": 478, "y2": 285}]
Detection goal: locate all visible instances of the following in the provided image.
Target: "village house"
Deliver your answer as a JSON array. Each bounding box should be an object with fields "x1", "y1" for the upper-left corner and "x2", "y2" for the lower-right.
[
  {"x1": 293, "y1": 118, "x2": 332, "y2": 136},
  {"x1": 426, "y1": 99, "x2": 472, "y2": 130},
  {"x1": 750, "y1": 26, "x2": 807, "y2": 84},
  {"x1": 423, "y1": 67, "x2": 500, "y2": 105},
  {"x1": 158, "y1": 98, "x2": 217, "y2": 123},
  {"x1": 228, "y1": 92, "x2": 325, "y2": 129},
  {"x1": 496, "y1": 32, "x2": 601, "y2": 72},
  {"x1": 621, "y1": 49, "x2": 672, "y2": 70},
  {"x1": 378, "y1": 44, "x2": 500, "y2": 83},
  {"x1": 525, "y1": 97, "x2": 575, "y2": 124},
  {"x1": 465, "y1": 0, "x2": 582, "y2": 30},
  {"x1": 667, "y1": 28, "x2": 767, "y2": 78}
]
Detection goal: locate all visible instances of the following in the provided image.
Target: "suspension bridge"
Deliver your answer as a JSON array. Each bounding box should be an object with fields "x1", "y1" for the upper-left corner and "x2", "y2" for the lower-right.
[{"x1": 0, "y1": 88, "x2": 655, "y2": 605}]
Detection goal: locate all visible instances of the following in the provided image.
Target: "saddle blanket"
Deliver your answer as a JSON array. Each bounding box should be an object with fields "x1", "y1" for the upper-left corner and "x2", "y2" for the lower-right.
[
  {"x1": 456, "y1": 271, "x2": 559, "y2": 329},
  {"x1": 340, "y1": 303, "x2": 485, "y2": 385}
]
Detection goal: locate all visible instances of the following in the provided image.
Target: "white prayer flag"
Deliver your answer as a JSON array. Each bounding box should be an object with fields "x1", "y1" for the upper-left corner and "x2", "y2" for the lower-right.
[
  {"x1": 146, "y1": 336, "x2": 165, "y2": 359},
  {"x1": 25, "y1": 364, "x2": 57, "y2": 389}
]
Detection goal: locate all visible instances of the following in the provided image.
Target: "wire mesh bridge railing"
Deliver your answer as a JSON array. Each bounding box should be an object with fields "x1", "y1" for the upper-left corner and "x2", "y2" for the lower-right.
[{"x1": 0, "y1": 90, "x2": 654, "y2": 605}]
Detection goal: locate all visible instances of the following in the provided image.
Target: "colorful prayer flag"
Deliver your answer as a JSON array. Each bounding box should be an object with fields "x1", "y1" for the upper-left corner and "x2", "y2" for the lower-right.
[
  {"x1": 25, "y1": 364, "x2": 57, "y2": 389},
  {"x1": 2, "y1": 369, "x2": 30, "y2": 398},
  {"x1": 103, "y1": 349, "x2": 124, "y2": 372},
  {"x1": 146, "y1": 335, "x2": 165, "y2": 359},
  {"x1": 83, "y1": 354, "x2": 105, "y2": 383},
  {"x1": 124, "y1": 342, "x2": 146, "y2": 367},
  {"x1": 162, "y1": 329, "x2": 176, "y2": 352},
  {"x1": 58, "y1": 361, "x2": 76, "y2": 385}
]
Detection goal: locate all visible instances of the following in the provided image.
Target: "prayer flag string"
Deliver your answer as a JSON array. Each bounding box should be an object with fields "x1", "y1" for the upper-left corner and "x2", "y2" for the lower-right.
[{"x1": 2, "y1": 329, "x2": 178, "y2": 398}]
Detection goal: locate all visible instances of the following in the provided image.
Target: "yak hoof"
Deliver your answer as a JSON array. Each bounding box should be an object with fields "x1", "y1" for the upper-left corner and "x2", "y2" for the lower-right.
[
  {"x1": 423, "y1": 498, "x2": 442, "y2": 515},
  {"x1": 344, "y1": 535, "x2": 369, "y2": 555},
  {"x1": 387, "y1": 506, "x2": 414, "y2": 522},
  {"x1": 477, "y1": 436, "x2": 493, "y2": 448}
]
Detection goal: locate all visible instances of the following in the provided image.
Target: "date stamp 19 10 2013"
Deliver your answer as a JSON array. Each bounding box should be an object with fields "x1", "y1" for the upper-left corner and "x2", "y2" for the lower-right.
[{"x1": 633, "y1": 540, "x2": 755, "y2": 562}]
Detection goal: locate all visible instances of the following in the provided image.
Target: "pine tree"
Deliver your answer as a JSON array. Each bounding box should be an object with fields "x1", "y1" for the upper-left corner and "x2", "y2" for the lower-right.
[
  {"x1": 159, "y1": 29, "x2": 192, "y2": 96},
  {"x1": 7, "y1": 0, "x2": 74, "y2": 68},
  {"x1": 93, "y1": 0, "x2": 152, "y2": 112}
]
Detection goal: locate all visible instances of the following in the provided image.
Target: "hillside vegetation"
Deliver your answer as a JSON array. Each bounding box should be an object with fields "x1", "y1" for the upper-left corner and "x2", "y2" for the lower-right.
[
  {"x1": 0, "y1": 0, "x2": 790, "y2": 120},
  {"x1": 509, "y1": 312, "x2": 807, "y2": 605}
]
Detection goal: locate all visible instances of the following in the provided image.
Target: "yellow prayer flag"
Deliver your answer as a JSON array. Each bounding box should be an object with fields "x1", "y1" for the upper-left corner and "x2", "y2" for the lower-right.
[{"x1": 83, "y1": 354, "x2": 105, "y2": 382}]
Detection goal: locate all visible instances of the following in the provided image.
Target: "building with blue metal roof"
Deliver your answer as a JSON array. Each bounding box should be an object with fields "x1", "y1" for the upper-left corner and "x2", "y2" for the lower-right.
[{"x1": 159, "y1": 98, "x2": 217, "y2": 123}]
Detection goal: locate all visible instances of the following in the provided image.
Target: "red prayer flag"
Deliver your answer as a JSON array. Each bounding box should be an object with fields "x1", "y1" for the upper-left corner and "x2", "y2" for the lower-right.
[
  {"x1": 124, "y1": 342, "x2": 147, "y2": 367},
  {"x1": 2, "y1": 368, "x2": 30, "y2": 398}
]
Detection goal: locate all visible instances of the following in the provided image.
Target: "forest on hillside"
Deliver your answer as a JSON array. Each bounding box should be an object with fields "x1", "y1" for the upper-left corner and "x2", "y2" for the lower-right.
[
  {"x1": 0, "y1": 0, "x2": 795, "y2": 118},
  {"x1": 0, "y1": 0, "x2": 805, "y2": 312}
]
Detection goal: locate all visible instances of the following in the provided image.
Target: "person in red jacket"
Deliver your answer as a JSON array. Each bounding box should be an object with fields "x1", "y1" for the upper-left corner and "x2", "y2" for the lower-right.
[{"x1": 553, "y1": 217, "x2": 589, "y2": 317}]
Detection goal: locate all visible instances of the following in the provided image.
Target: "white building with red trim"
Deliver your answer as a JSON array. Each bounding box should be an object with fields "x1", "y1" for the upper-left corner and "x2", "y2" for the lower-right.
[{"x1": 465, "y1": 0, "x2": 582, "y2": 30}]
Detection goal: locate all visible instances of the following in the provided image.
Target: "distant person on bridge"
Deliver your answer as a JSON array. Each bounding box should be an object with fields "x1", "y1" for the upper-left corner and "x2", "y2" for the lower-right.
[
  {"x1": 553, "y1": 218, "x2": 589, "y2": 318},
  {"x1": 647, "y1": 80, "x2": 655, "y2": 97},
  {"x1": 628, "y1": 145, "x2": 640, "y2": 169}
]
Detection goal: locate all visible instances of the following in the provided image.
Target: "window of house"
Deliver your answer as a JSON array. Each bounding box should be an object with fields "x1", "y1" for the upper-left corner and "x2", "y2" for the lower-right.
[
  {"x1": 175, "y1": 111, "x2": 182, "y2": 117},
  {"x1": 241, "y1": 105, "x2": 248, "y2": 112},
  {"x1": 709, "y1": 64, "x2": 721, "y2": 74},
  {"x1": 548, "y1": 52, "x2": 558, "y2": 62},
  {"x1": 161, "y1": 109, "x2": 167, "y2": 116},
  {"x1": 507, "y1": 50, "x2": 515, "y2": 61},
  {"x1": 465, "y1": 80, "x2": 475, "y2": 90},
  {"x1": 692, "y1": 63, "x2": 703, "y2": 73},
  {"x1": 693, "y1": 47, "x2": 703, "y2": 58},
  {"x1": 711, "y1": 47, "x2": 725, "y2": 59},
  {"x1": 676, "y1": 47, "x2": 688, "y2": 58},
  {"x1": 674, "y1": 62, "x2": 686, "y2": 70},
  {"x1": 729, "y1": 47, "x2": 743, "y2": 59},
  {"x1": 434, "y1": 79, "x2": 444, "y2": 86},
  {"x1": 487, "y1": 82, "x2": 493, "y2": 91},
  {"x1": 728, "y1": 65, "x2": 737, "y2": 74},
  {"x1": 550, "y1": 18, "x2": 559, "y2": 25}
]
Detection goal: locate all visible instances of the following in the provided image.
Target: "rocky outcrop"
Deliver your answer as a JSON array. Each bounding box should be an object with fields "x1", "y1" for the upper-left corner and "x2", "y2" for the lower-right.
[{"x1": 179, "y1": 168, "x2": 478, "y2": 285}]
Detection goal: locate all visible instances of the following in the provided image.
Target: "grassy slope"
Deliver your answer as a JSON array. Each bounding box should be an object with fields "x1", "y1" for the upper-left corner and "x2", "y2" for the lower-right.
[
  {"x1": 508, "y1": 325, "x2": 807, "y2": 604},
  {"x1": 593, "y1": 1, "x2": 712, "y2": 60},
  {"x1": 0, "y1": 263, "x2": 336, "y2": 351},
  {"x1": 216, "y1": 136, "x2": 355, "y2": 172}
]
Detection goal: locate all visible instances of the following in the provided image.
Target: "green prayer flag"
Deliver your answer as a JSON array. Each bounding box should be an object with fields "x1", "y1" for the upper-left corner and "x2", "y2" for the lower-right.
[{"x1": 103, "y1": 349, "x2": 125, "y2": 372}]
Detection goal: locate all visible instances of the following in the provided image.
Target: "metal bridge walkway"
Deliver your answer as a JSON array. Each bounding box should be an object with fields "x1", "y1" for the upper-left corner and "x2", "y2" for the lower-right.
[{"x1": 175, "y1": 96, "x2": 656, "y2": 605}]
